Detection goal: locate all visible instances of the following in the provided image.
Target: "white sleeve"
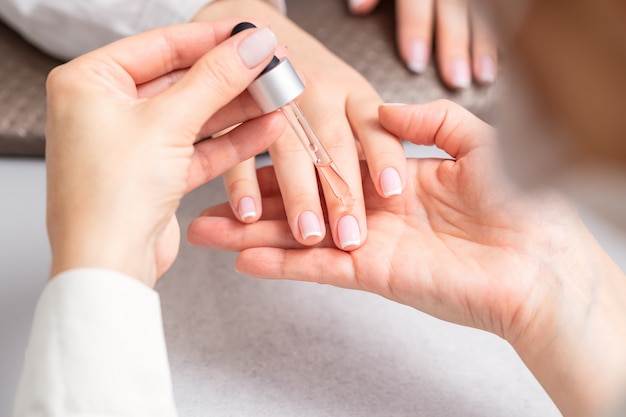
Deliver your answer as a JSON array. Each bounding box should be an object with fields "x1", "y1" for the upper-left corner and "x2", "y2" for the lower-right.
[
  {"x1": 0, "y1": 0, "x2": 287, "y2": 60},
  {"x1": 0, "y1": 0, "x2": 212, "y2": 59},
  {"x1": 12, "y1": 269, "x2": 177, "y2": 417}
]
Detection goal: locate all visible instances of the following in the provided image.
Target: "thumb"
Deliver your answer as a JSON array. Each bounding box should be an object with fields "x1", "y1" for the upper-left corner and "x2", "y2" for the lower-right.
[
  {"x1": 378, "y1": 100, "x2": 494, "y2": 159},
  {"x1": 152, "y1": 27, "x2": 277, "y2": 131}
]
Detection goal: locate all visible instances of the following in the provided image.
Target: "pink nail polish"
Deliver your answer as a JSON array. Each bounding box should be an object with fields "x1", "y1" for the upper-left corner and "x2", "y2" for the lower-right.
[
  {"x1": 408, "y1": 40, "x2": 428, "y2": 74},
  {"x1": 238, "y1": 196, "x2": 256, "y2": 221},
  {"x1": 479, "y1": 56, "x2": 496, "y2": 84},
  {"x1": 237, "y1": 28, "x2": 278, "y2": 68},
  {"x1": 349, "y1": 0, "x2": 366, "y2": 12},
  {"x1": 337, "y1": 215, "x2": 360, "y2": 250},
  {"x1": 298, "y1": 211, "x2": 322, "y2": 240},
  {"x1": 451, "y1": 59, "x2": 471, "y2": 89},
  {"x1": 380, "y1": 167, "x2": 402, "y2": 197}
]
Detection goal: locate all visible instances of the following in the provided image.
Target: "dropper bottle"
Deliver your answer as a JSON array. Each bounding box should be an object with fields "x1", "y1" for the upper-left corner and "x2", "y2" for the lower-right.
[{"x1": 231, "y1": 22, "x2": 355, "y2": 208}]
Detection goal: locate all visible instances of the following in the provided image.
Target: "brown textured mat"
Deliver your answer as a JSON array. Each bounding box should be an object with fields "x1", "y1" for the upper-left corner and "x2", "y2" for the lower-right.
[
  {"x1": 0, "y1": 21, "x2": 61, "y2": 156},
  {"x1": 0, "y1": 0, "x2": 500, "y2": 157}
]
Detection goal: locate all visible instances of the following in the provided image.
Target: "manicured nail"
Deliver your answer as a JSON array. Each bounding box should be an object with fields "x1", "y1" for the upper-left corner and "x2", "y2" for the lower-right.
[
  {"x1": 337, "y1": 215, "x2": 360, "y2": 250},
  {"x1": 451, "y1": 59, "x2": 471, "y2": 89},
  {"x1": 298, "y1": 211, "x2": 322, "y2": 240},
  {"x1": 407, "y1": 40, "x2": 428, "y2": 74},
  {"x1": 349, "y1": 0, "x2": 366, "y2": 12},
  {"x1": 237, "y1": 28, "x2": 277, "y2": 68},
  {"x1": 238, "y1": 196, "x2": 256, "y2": 220},
  {"x1": 479, "y1": 55, "x2": 496, "y2": 84},
  {"x1": 380, "y1": 167, "x2": 402, "y2": 197}
]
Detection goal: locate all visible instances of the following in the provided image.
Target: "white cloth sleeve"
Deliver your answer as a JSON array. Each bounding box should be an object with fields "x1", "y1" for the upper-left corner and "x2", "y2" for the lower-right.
[
  {"x1": 12, "y1": 268, "x2": 177, "y2": 417},
  {"x1": 0, "y1": 0, "x2": 286, "y2": 60}
]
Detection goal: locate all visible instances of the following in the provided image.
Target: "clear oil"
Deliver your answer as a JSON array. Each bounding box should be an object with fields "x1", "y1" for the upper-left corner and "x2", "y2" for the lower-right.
[{"x1": 281, "y1": 101, "x2": 355, "y2": 208}]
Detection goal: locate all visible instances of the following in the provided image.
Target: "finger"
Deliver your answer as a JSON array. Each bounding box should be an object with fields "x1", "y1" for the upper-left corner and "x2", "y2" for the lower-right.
[
  {"x1": 199, "y1": 194, "x2": 287, "y2": 221},
  {"x1": 435, "y1": 0, "x2": 472, "y2": 89},
  {"x1": 293, "y1": 99, "x2": 368, "y2": 251},
  {"x1": 257, "y1": 165, "x2": 283, "y2": 198},
  {"x1": 187, "y1": 217, "x2": 312, "y2": 250},
  {"x1": 91, "y1": 20, "x2": 259, "y2": 85},
  {"x1": 188, "y1": 217, "x2": 294, "y2": 250},
  {"x1": 223, "y1": 158, "x2": 262, "y2": 223},
  {"x1": 150, "y1": 25, "x2": 278, "y2": 133},
  {"x1": 347, "y1": 89, "x2": 406, "y2": 198},
  {"x1": 348, "y1": 0, "x2": 380, "y2": 14},
  {"x1": 138, "y1": 70, "x2": 264, "y2": 139},
  {"x1": 137, "y1": 71, "x2": 265, "y2": 141},
  {"x1": 266, "y1": 128, "x2": 328, "y2": 246},
  {"x1": 186, "y1": 112, "x2": 286, "y2": 191},
  {"x1": 137, "y1": 69, "x2": 188, "y2": 98},
  {"x1": 198, "y1": 91, "x2": 263, "y2": 138},
  {"x1": 396, "y1": 0, "x2": 435, "y2": 74},
  {"x1": 378, "y1": 101, "x2": 494, "y2": 158},
  {"x1": 236, "y1": 247, "x2": 358, "y2": 290},
  {"x1": 470, "y1": 6, "x2": 498, "y2": 84}
]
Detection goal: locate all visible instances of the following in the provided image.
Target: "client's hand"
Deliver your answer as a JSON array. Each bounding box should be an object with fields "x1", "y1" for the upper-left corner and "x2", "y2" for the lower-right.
[
  {"x1": 193, "y1": 0, "x2": 408, "y2": 251},
  {"x1": 189, "y1": 100, "x2": 626, "y2": 417},
  {"x1": 45, "y1": 20, "x2": 286, "y2": 287},
  {"x1": 350, "y1": 0, "x2": 498, "y2": 88}
]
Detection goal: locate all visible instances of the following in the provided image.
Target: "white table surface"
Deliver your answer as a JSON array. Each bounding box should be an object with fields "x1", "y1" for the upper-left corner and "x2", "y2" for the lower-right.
[{"x1": 1, "y1": 151, "x2": 624, "y2": 417}]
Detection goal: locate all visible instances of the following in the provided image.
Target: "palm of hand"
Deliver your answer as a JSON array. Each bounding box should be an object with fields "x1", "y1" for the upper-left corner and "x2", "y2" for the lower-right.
[
  {"x1": 189, "y1": 102, "x2": 573, "y2": 344},
  {"x1": 347, "y1": 152, "x2": 546, "y2": 339}
]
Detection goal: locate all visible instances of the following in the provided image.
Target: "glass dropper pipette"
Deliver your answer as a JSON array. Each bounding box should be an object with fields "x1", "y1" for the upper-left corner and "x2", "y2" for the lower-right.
[{"x1": 232, "y1": 22, "x2": 355, "y2": 208}]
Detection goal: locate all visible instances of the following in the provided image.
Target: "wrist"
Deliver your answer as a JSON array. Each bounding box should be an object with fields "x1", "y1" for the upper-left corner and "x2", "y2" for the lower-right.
[
  {"x1": 510, "y1": 220, "x2": 626, "y2": 417},
  {"x1": 48, "y1": 222, "x2": 158, "y2": 288}
]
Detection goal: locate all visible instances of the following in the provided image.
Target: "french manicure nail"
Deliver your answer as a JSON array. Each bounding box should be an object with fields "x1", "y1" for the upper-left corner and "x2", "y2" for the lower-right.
[
  {"x1": 451, "y1": 59, "x2": 471, "y2": 89},
  {"x1": 380, "y1": 167, "x2": 402, "y2": 197},
  {"x1": 407, "y1": 40, "x2": 428, "y2": 74},
  {"x1": 237, "y1": 28, "x2": 277, "y2": 68},
  {"x1": 479, "y1": 56, "x2": 496, "y2": 84},
  {"x1": 298, "y1": 211, "x2": 322, "y2": 240},
  {"x1": 338, "y1": 215, "x2": 361, "y2": 250},
  {"x1": 349, "y1": 0, "x2": 366, "y2": 12},
  {"x1": 238, "y1": 196, "x2": 256, "y2": 221}
]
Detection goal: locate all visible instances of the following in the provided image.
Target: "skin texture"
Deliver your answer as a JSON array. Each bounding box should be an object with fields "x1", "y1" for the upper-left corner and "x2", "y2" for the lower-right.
[
  {"x1": 45, "y1": 20, "x2": 286, "y2": 287},
  {"x1": 349, "y1": 0, "x2": 498, "y2": 88},
  {"x1": 193, "y1": 0, "x2": 409, "y2": 251},
  {"x1": 189, "y1": 100, "x2": 626, "y2": 417}
]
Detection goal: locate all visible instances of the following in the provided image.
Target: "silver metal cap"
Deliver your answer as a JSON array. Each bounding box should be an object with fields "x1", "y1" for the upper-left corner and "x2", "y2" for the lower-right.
[{"x1": 247, "y1": 58, "x2": 305, "y2": 113}]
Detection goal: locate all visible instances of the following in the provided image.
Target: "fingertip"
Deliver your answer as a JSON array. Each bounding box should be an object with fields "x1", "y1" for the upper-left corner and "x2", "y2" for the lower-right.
[
  {"x1": 448, "y1": 58, "x2": 472, "y2": 90},
  {"x1": 379, "y1": 166, "x2": 403, "y2": 197},
  {"x1": 378, "y1": 102, "x2": 409, "y2": 127},
  {"x1": 348, "y1": 0, "x2": 378, "y2": 14},
  {"x1": 186, "y1": 217, "x2": 205, "y2": 246},
  {"x1": 337, "y1": 215, "x2": 362, "y2": 251},
  {"x1": 297, "y1": 210, "x2": 325, "y2": 244},
  {"x1": 236, "y1": 27, "x2": 278, "y2": 69},
  {"x1": 236, "y1": 196, "x2": 259, "y2": 223},
  {"x1": 475, "y1": 55, "x2": 497, "y2": 85},
  {"x1": 405, "y1": 39, "x2": 429, "y2": 74}
]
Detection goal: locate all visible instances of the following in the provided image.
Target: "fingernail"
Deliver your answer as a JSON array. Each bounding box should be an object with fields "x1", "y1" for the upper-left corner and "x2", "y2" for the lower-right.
[
  {"x1": 298, "y1": 211, "x2": 322, "y2": 240},
  {"x1": 479, "y1": 56, "x2": 496, "y2": 84},
  {"x1": 237, "y1": 28, "x2": 277, "y2": 68},
  {"x1": 349, "y1": 0, "x2": 366, "y2": 12},
  {"x1": 338, "y1": 215, "x2": 360, "y2": 250},
  {"x1": 238, "y1": 196, "x2": 256, "y2": 220},
  {"x1": 451, "y1": 59, "x2": 471, "y2": 89},
  {"x1": 380, "y1": 167, "x2": 402, "y2": 197},
  {"x1": 407, "y1": 40, "x2": 428, "y2": 74}
]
